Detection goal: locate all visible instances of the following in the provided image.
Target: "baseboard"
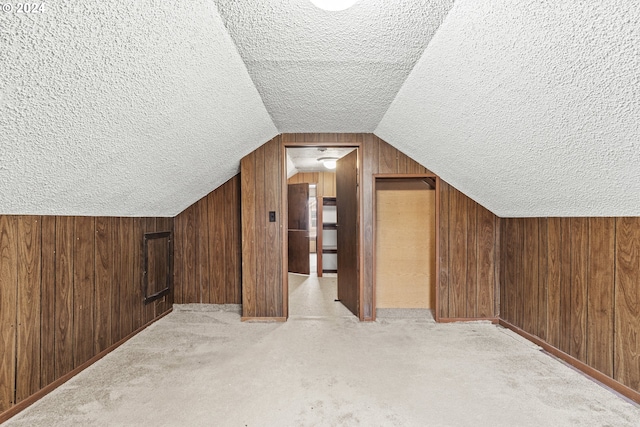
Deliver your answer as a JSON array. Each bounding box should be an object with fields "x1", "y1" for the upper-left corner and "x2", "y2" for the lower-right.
[
  {"x1": 241, "y1": 316, "x2": 287, "y2": 322},
  {"x1": 437, "y1": 316, "x2": 499, "y2": 324},
  {"x1": 499, "y1": 319, "x2": 640, "y2": 405},
  {"x1": 0, "y1": 308, "x2": 173, "y2": 424}
]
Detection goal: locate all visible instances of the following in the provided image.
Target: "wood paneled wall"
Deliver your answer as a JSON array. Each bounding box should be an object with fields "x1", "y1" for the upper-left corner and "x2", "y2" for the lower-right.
[
  {"x1": 241, "y1": 136, "x2": 283, "y2": 318},
  {"x1": 0, "y1": 215, "x2": 172, "y2": 415},
  {"x1": 173, "y1": 175, "x2": 241, "y2": 305},
  {"x1": 242, "y1": 133, "x2": 497, "y2": 321},
  {"x1": 500, "y1": 217, "x2": 640, "y2": 394},
  {"x1": 437, "y1": 181, "x2": 499, "y2": 320},
  {"x1": 288, "y1": 171, "x2": 336, "y2": 198}
]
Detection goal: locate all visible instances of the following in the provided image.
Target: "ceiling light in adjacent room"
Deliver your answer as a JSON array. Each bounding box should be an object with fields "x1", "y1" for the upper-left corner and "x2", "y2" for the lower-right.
[
  {"x1": 310, "y1": 0, "x2": 359, "y2": 11},
  {"x1": 318, "y1": 157, "x2": 338, "y2": 170}
]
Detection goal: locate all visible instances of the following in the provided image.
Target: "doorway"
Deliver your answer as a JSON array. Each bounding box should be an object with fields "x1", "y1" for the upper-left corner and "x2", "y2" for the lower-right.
[
  {"x1": 374, "y1": 177, "x2": 437, "y2": 318},
  {"x1": 284, "y1": 145, "x2": 362, "y2": 318}
]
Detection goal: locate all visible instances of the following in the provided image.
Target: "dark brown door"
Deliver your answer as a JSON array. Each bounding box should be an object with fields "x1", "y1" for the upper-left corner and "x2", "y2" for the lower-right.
[
  {"x1": 336, "y1": 150, "x2": 359, "y2": 316},
  {"x1": 288, "y1": 183, "x2": 310, "y2": 275}
]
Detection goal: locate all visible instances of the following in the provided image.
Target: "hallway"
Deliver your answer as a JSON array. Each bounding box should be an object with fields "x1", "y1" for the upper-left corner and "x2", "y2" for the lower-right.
[{"x1": 4, "y1": 278, "x2": 640, "y2": 426}]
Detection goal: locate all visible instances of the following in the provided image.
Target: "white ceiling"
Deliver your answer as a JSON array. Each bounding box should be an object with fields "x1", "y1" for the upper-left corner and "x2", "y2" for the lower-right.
[
  {"x1": 212, "y1": 0, "x2": 455, "y2": 133},
  {"x1": 2, "y1": 0, "x2": 639, "y2": 217}
]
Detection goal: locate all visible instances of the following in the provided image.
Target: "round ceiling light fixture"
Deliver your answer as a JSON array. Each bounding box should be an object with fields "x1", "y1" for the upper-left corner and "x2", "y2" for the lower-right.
[
  {"x1": 318, "y1": 157, "x2": 339, "y2": 170},
  {"x1": 310, "y1": 0, "x2": 359, "y2": 11}
]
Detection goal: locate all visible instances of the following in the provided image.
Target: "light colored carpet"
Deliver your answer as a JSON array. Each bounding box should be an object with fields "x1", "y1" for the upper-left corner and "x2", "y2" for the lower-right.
[{"x1": 4, "y1": 274, "x2": 640, "y2": 426}]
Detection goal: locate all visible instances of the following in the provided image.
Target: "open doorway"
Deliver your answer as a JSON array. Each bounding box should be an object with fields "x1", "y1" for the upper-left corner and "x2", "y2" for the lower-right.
[
  {"x1": 284, "y1": 146, "x2": 361, "y2": 318},
  {"x1": 374, "y1": 177, "x2": 437, "y2": 319}
]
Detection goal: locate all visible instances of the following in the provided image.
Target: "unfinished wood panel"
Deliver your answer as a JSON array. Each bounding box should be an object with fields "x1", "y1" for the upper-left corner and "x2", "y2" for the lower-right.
[
  {"x1": 73, "y1": 216, "x2": 95, "y2": 368},
  {"x1": 94, "y1": 217, "x2": 111, "y2": 354},
  {"x1": 0, "y1": 216, "x2": 17, "y2": 411},
  {"x1": 465, "y1": 200, "x2": 478, "y2": 317},
  {"x1": 40, "y1": 216, "x2": 56, "y2": 387},
  {"x1": 522, "y1": 218, "x2": 539, "y2": 335},
  {"x1": 438, "y1": 180, "x2": 450, "y2": 319},
  {"x1": 476, "y1": 206, "x2": 495, "y2": 317},
  {"x1": 448, "y1": 188, "x2": 468, "y2": 317},
  {"x1": 546, "y1": 217, "x2": 562, "y2": 348},
  {"x1": 16, "y1": 216, "x2": 42, "y2": 402},
  {"x1": 587, "y1": 217, "x2": 615, "y2": 377},
  {"x1": 376, "y1": 182, "x2": 435, "y2": 309},
  {"x1": 362, "y1": 134, "x2": 378, "y2": 319},
  {"x1": 242, "y1": 150, "x2": 257, "y2": 317},
  {"x1": 615, "y1": 217, "x2": 640, "y2": 391},
  {"x1": 54, "y1": 216, "x2": 74, "y2": 379}
]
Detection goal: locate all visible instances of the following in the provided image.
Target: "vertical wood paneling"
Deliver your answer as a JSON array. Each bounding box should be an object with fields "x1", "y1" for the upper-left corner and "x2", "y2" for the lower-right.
[
  {"x1": 54, "y1": 216, "x2": 74, "y2": 379},
  {"x1": 523, "y1": 218, "x2": 539, "y2": 335},
  {"x1": 537, "y1": 218, "x2": 548, "y2": 341},
  {"x1": 448, "y1": 189, "x2": 467, "y2": 317},
  {"x1": 438, "y1": 180, "x2": 450, "y2": 319},
  {"x1": 378, "y1": 140, "x2": 397, "y2": 174},
  {"x1": 265, "y1": 137, "x2": 281, "y2": 317},
  {"x1": 0, "y1": 216, "x2": 17, "y2": 411},
  {"x1": 476, "y1": 206, "x2": 495, "y2": 318},
  {"x1": 40, "y1": 216, "x2": 56, "y2": 387},
  {"x1": 226, "y1": 176, "x2": 241, "y2": 303},
  {"x1": 570, "y1": 218, "x2": 588, "y2": 361},
  {"x1": 465, "y1": 200, "x2": 477, "y2": 318},
  {"x1": 16, "y1": 216, "x2": 42, "y2": 402},
  {"x1": 183, "y1": 207, "x2": 197, "y2": 304},
  {"x1": 254, "y1": 144, "x2": 267, "y2": 317},
  {"x1": 73, "y1": 217, "x2": 94, "y2": 368},
  {"x1": 559, "y1": 218, "x2": 572, "y2": 354},
  {"x1": 242, "y1": 151, "x2": 257, "y2": 317},
  {"x1": 0, "y1": 213, "x2": 169, "y2": 417},
  {"x1": 119, "y1": 218, "x2": 134, "y2": 337},
  {"x1": 546, "y1": 217, "x2": 562, "y2": 348},
  {"x1": 197, "y1": 200, "x2": 210, "y2": 304},
  {"x1": 209, "y1": 188, "x2": 225, "y2": 303},
  {"x1": 94, "y1": 217, "x2": 111, "y2": 354},
  {"x1": 587, "y1": 217, "x2": 615, "y2": 377},
  {"x1": 615, "y1": 217, "x2": 640, "y2": 391}
]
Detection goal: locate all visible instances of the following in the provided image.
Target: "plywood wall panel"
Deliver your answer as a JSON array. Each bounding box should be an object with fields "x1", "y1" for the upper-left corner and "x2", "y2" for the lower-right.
[
  {"x1": 448, "y1": 189, "x2": 468, "y2": 318},
  {"x1": 94, "y1": 217, "x2": 111, "y2": 355},
  {"x1": 476, "y1": 206, "x2": 496, "y2": 318},
  {"x1": 196, "y1": 199, "x2": 210, "y2": 304},
  {"x1": 54, "y1": 216, "x2": 74, "y2": 379},
  {"x1": 615, "y1": 217, "x2": 640, "y2": 391},
  {"x1": 242, "y1": 151, "x2": 257, "y2": 317},
  {"x1": 15, "y1": 216, "x2": 42, "y2": 402},
  {"x1": 587, "y1": 217, "x2": 615, "y2": 377},
  {"x1": 570, "y1": 218, "x2": 588, "y2": 362},
  {"x1": 501, "y1": 215, "x2": 640, "y2": 396},
  {"x1": 265, "y1": 137, "x2": 282, "y2": 317},
  {"x1": 438, "y1": 180, "x2": 450, "y2": 319},
  {"x1": 1, "y1": 213, "x2": 171, "y2": 418},
  {"x1": 0, "y1": 216, "x2": 18, "y2": 411},
  {"x1": 73, "y1": 217, "x2": 95, "y2": 368},
  {"x1": 208, "y1": 188, "x2": 224, "y2": 303},
  {"x1": 40, "y1": 216, "x2": 56, "y2": 387},
  {"x1": 119, "y1": 218, "x2": 134, "y2": 336}
]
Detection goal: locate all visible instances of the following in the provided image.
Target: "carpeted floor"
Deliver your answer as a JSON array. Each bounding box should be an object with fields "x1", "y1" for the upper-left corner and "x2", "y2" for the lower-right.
[{"x1": 4, "y1": 274, "x2": 640, "y2": 426}]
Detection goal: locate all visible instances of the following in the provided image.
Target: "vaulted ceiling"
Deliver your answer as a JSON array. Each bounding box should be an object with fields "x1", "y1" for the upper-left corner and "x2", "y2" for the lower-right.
[{"x1": 1, "y1": 0, "x2": 638, "y2": 217}]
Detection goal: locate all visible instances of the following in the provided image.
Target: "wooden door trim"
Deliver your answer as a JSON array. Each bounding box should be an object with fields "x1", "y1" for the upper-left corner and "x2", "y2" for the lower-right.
[
  {"x1": 281, "y1": 139, "x2": 364, "y2": 320},
  {"x1": 371, "y1": 174, "x2": 440, "y2": 322}
]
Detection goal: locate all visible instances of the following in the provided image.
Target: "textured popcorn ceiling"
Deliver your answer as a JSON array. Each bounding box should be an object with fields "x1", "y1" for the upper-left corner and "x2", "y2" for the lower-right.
[
  {"x1": 3, "y1": 0, "x2": 640, "y2": 217},
  {"x1": 213, "y1": 0, "x2": 455, "y2": 133},
  {"x1": 376, "y1": 0, "x2": 640, "y2": 217},
  {"x1": 1, "y1": 0, "x2": 277, "y2": 216}
]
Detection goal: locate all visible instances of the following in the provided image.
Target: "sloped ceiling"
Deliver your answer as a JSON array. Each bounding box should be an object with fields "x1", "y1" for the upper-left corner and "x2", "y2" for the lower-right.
[
  {"x1": 213, "y1": 0, "x2": 455, "y2": 132},
  {"x1": 1, "y1": 0, "x2": 277, "y2": 217},
  {"x1": 2, "y1": 0, "x2": 639, "y2": 217},
  {"x1": 376, "y1": 0, "x2": 640, "y2": 217}
]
